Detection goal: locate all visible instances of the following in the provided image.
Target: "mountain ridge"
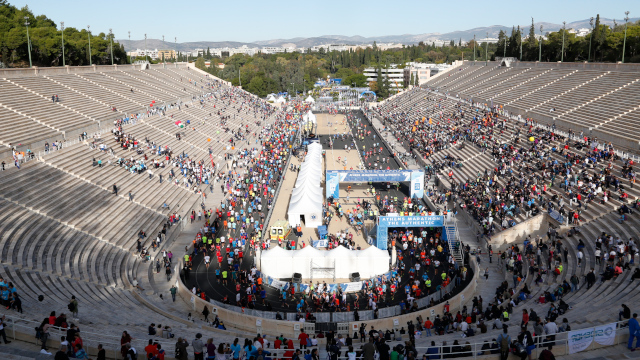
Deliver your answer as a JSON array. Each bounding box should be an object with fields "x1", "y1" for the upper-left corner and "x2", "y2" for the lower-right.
[{"x1": 118, "y1": 17, "x2": 639, "y2": 51}]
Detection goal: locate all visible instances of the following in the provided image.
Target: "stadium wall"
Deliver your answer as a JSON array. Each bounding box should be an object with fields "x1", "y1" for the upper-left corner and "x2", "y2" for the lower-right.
[
  {"x1": 0, "y1": 63, "x2": 190, "y2": 78},
  {"x1": 488, "y1": 213, "x2": 549, "y2": 251},
  {"x1": 178, "y1": 257, "x2": 480, "y2": 338},
  {"x1": 462, "y1": 60, "x2": 640, "y2": 73},
  {"x1": 186, "y1": 62, "x2": 232, "y2": 86}
]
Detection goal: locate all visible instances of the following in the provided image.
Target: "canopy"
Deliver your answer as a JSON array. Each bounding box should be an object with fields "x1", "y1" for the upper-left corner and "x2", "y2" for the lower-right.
[
  {"x1": 305, "y1": 95, "x2": 315, "y2": 103},
  {"x1": 276, "y1": 96, "x2": 286, "y2": 103},
  {"x1": 288, "y1": 141, "x2": 323, "y2": 227},
  {"x1": 307, "y1": 111, "x2": 317, "y2": 124},
  {"x1": 260, "y1": 245, "x2": 390, "y2": 280}
]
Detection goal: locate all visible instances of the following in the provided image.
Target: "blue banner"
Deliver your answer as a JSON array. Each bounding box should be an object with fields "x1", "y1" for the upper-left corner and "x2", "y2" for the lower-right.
[
  {"x1": 327, "y1": 171, "x2": 340, "y2": 199},
  {"x1": 326, "y1": 170, "x2": 424, "y2": 199},
  {"x1": 378, "y1": 215, "x2": 444, "y2": 228},
  {"x1": 376, "y1": 215, "x2": 445, "y2": 250}
]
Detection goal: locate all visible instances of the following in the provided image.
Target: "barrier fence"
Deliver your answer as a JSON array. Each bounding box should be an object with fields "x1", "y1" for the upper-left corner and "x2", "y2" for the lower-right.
[{"x1": 0, "y1": 313, "x2": 630, "y2": 360}]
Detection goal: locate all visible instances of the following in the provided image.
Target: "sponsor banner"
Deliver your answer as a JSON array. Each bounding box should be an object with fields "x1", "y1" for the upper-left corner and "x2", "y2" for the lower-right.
[
  {"x1": 411, "y1": 171, "x2": 425, "y2": 198},
  {"x1": 376, "y1": 216, "x2": 444, "y2": 251},
  {"x1": 595, "y1": 323, "x2": 617, "y2": 346},
  {"x1": 378, "y1": 215, "x2": 444, "y2": 228},
  {"x1": 568, "y1": 328, "x2": 593, "y2": 354},
  {"x1": 312, "y1": 240, "x2": 329, "y2": 248},
  {"x1": 340, "y1": 282, "x2": 364, "y2": 293},
  {"x1": 568, "y1": 323, "x2": 616, "y2": 354},
  {"x1": 269, "y1": 278, "x2": 288, "y2": 289},
  {"x1": 326, "y1": 170, "x2": 424, "y2": 199},
  {"x1": 327, "y1": 171, "x2": 340, "y2": 199}
]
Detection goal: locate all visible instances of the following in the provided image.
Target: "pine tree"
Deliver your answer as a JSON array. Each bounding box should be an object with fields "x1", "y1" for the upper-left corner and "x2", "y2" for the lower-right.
[
  {"x1": 528, "y1": 18, "x2": 537, "y2": 54},
  {"x1": 382, "y1": 72, "x2": 390, "y2": 97},
  {"x1": 376, "y1": 66, "x2": 384, "y2": 96},
  {"x1": 594, "y1": 14, "x2": 603, "y2": 61},
  {"x1": 415, "y1": 71, "x2": 420, "y2": 87},
  {"x1": 409, "y1": 72, "x2": 415, "y2": 87}
]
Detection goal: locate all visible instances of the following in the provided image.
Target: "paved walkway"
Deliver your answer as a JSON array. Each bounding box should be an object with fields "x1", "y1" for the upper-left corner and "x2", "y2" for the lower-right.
[{"x1": 0, "y1": 338, "x2": 54, "y2": 360}]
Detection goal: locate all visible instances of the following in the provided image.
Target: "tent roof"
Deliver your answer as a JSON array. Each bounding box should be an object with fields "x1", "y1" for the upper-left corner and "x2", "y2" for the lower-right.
[
  {"x1": 357, "y1": 246, "x2": 389, "y2": 257},
  {"x1": 326, "y1": 245, "x2": 352, "y2": 258},
  {"x1": 290, "y1": 185, "x2": 323, "y2": 205},
  {"x1": 305, "y1": 95, "x2": 315, "y2": 103},
  {"x1": 295, "y1": 173, "x2": 322, "y2": 188},
  {"x1": 293, "y1": 245, "x2": 324, "y2": 258},
  {"x1": 261, "y1": 246, "x2": 291, "y2": 259},
  {"x1": 289, "y1": 184, "x2": 323, "y2": 209}
]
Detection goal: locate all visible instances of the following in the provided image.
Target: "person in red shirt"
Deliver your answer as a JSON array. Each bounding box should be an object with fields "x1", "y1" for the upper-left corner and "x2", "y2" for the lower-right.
[
  {"x1": 298, "y1": 330, "x2": 309, "y2": 349},
  {"x1": 145, "y1": 340, "x2": 158, "y2": 358},
  {"x1": 424, "y1": 318, "x2": 433, "y2": 336}
]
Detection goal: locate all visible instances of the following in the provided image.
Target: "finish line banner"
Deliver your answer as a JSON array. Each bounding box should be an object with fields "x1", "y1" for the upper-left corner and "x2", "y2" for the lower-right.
[
  {"x1": 568, "y1": 323, "x2": 617, "y2": 354},
  {"x1": 326, "y1": 170, "x2": 424, "y2": 199},
  {"x1": 375, "y1": 215, "x2": 444, "y2": 250}
]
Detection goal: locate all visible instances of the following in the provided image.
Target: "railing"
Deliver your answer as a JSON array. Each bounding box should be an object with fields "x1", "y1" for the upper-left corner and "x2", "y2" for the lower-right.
[{"x1": 1, "y1": 310, "x2": 631, "y2": 360}]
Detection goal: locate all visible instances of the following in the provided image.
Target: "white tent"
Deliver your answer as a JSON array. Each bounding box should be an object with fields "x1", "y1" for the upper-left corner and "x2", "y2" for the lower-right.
[
  {"x1": 288, "y1": 188, "x2": 323, "y2": 227},
  {"x1": 288, "y1": 139, "x2": 324, "y2": 227},
  {"x1": 260, "y1": 245, "x2": 390, "y2": 280},
  {"x1": 305, "y1": 95, "x2": 315, "y2": 103},
  {"x1": 355, "y1": 246, "x2": 390, "y2": 278},
  {"x1": 292, "y1": 246, "x2": 324, "y2": 277},
  {"x1": 295, "y1": 171, "x2": 322, "y2": 188},
  {"x1": 260, "y1": 246, "x2": 293, "y2": 279},
  {"x1": 325, "y1": 246, "x2": 353, "y2": 277},
  {"x1": 307, "y1": 111, "x2": 317, "y2": 124},
  {"x1": 276, "y1": 96, "x2": 286, "y2": 103},
  {"x1": 266, "y1": 94, "x2": 277, "y2": 102}
]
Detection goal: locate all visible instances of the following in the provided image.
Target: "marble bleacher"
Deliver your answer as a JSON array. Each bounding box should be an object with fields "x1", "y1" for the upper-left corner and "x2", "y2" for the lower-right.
[
  {"x1": 424, "y1": 62, "x2": 640, "y2": 150},
  {"x1": 0, "y1": 65, "x2": 274, "y2": 356}
]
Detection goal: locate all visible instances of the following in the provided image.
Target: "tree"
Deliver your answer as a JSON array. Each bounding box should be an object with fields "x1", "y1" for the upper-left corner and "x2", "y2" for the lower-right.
[
  {"x1": 381, "y1": 71, "x2": 391, "y2": 98},
  {"x1": 246, "y1": 75, "x2": 266, "y2": 97},
  {"x1": 376, "y1": 66, "x2": 383, "y2": 96},
  {"x1": 528, "y1": 18, "x2": 536, "y2": 49},
  {"x1": 334, "y1": 67, "x2": 354, "y2": 80},
  {"x1": 195, "y1": 57, "x2": 206, "y2": 70},
  {"x1": 344, "y1": 73, "x2": 367, "y2": 87},
  {"x1": 409, "y1": 72, "x2": 415, "y2": 87}
]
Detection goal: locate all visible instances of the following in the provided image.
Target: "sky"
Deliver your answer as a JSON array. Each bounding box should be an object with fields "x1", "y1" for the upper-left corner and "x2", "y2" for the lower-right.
[{"x1": 10, "y1": 0, "x2": 640, "y2": 43}]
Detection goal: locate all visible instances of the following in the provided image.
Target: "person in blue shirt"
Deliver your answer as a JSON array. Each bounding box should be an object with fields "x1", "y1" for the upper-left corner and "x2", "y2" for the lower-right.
[
  {"x1": 629, "y1": 313, "x2": 640, "y2": 350},
  {"x1": 0, "y1": 288, "x2": 8, "y2": 303},
  {"x1": 243, "y1": 341, "x2": 257, "y2": 357},
  {"x1": 230, "y1": 339, "x2": 242, "y2": 360}
]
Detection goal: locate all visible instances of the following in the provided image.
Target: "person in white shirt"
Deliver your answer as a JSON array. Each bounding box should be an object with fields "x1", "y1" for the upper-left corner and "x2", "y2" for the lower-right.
[{"x1": 460, "y1": 321, "x2": 469, "y2": 333}]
